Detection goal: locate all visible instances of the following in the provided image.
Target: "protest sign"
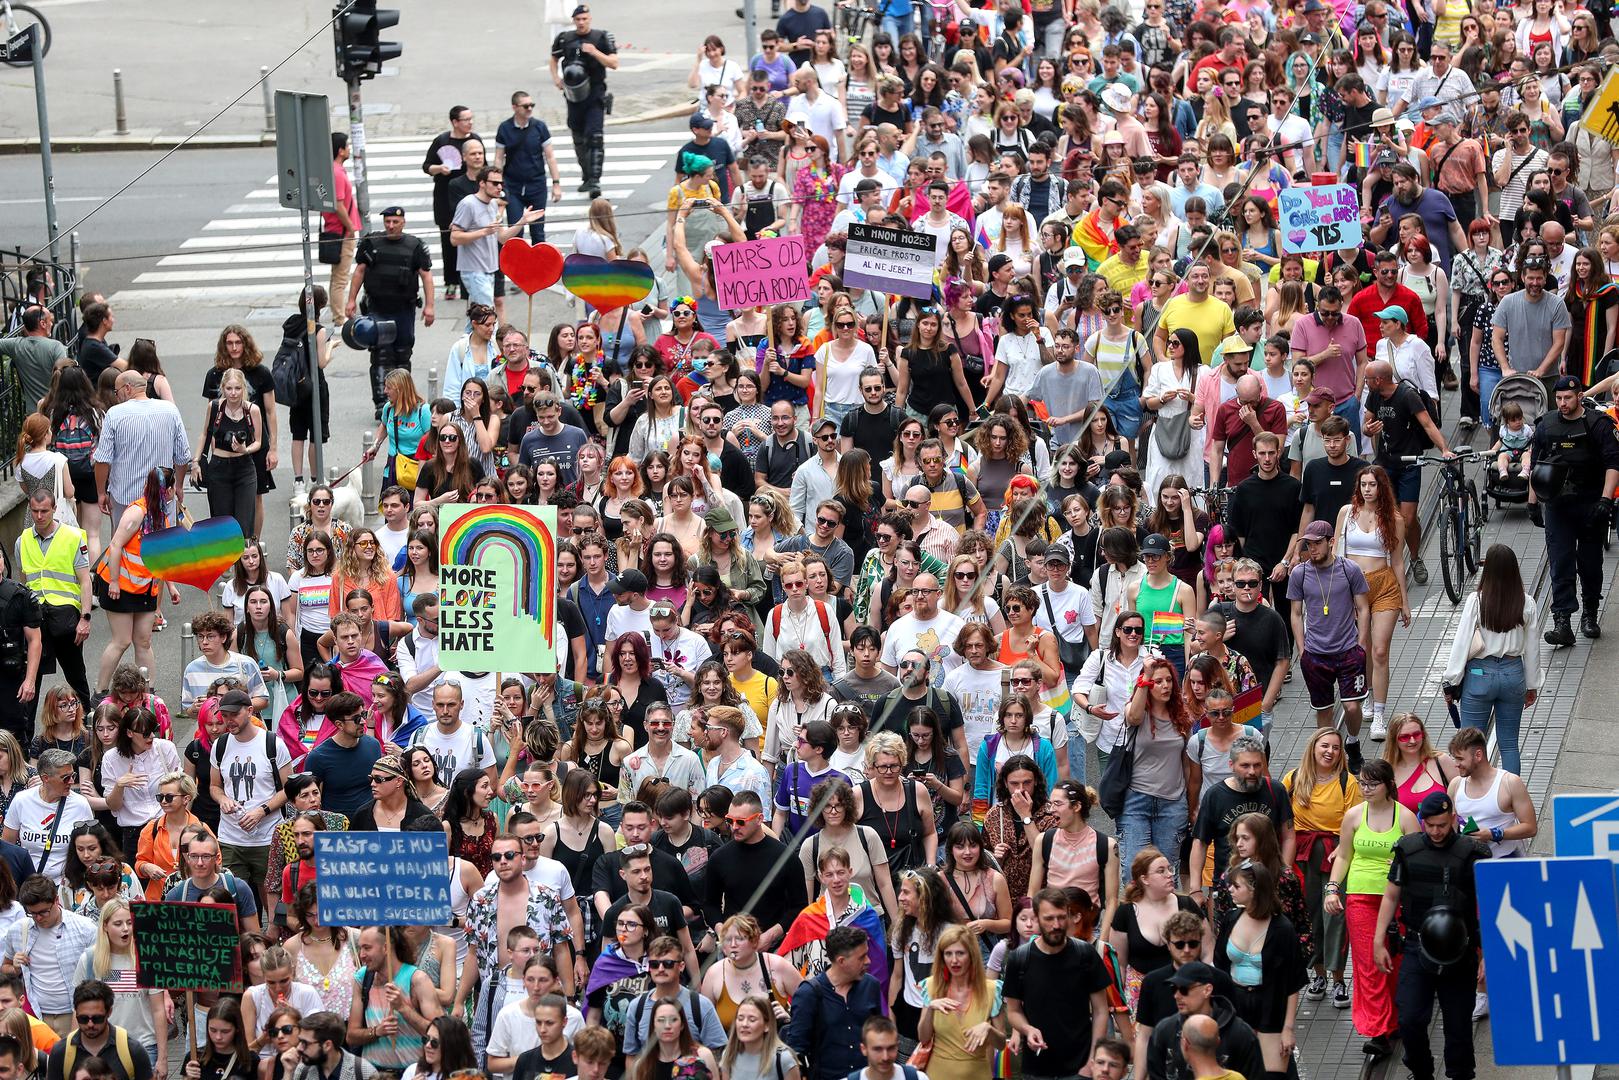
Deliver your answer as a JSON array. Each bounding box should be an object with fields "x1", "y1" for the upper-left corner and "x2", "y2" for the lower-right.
[
  {"x1": 133, "y1": 902, "x2": 241, "y2": 990},
  {"x1": 843, "y1": 223, "x2": 938, "y2": 300},
  {"x1": 711, "y1": 236, "x2": 811, "y2": 310},
  {"x1": 1279, "y1": 184, "x2": 1363, "y2": 253},
  {"x1": 436, "y1": 503, "x2": 558, "y2": 671},
  {"x1": 314, "y1": 831, "x2": 453, "y2": 926}
]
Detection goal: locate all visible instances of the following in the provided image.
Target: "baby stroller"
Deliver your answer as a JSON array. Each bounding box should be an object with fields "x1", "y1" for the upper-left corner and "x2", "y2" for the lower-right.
[{"x1": 1482, "y1": 372, "x2": 1548, "y2": 512}]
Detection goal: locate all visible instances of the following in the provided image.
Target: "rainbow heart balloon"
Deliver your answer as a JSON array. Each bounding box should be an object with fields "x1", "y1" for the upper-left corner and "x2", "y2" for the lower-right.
[
  {"x1": 141, "y1": 515, "x2": 245, "y2": 592},
  {"x1": 560, "y1": 254, "x2": 655, "y2": 310}
]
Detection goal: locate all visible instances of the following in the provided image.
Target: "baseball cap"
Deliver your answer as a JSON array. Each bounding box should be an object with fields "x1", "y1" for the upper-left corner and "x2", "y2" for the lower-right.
[
  {"x1": 1140, "y1": 532, "x2": 1172, "y2": 556},
  {"x1": 1373, "y1": 305, "x2": 1408, "y2": 324},
  {"x1": 1169, "y1": 962, "x2": 1220, "y2": 988},
  {"x1": 1433, "y1": 111, "x2": 1460, "y2": 127},
  {"x1": 1044, "y1": 546, "x2": 1072, "y2": 566},
  {"x1": 987, "y1": 253, "x2": 1013, "y2": 273},
  {"x1": 609, "y1": 568, "x2": 650, "y2": 595},
  {"x1": 1061, "y1": 248, "x2": 1086, "y2": 270},
  {"x1": 1298, "y1": 31, "x2": 1321, "y2": 44},
  {"x1": 218, "y1": 689, "x2": 254, "y2": 714},
  {"x1": 1375, "y1": 150, "x2": 1399, "y2": 168},
  {"x1": 1414, "y1": 95, "x2": 1442, "y2": 112},
  {"x1": 1302, "y1": 519, "x2": 1335, "y2": 542},
  {"x1": 689, "y1": 113, "x2": 715, "y2": 130},
  {"x1": 1305, "y1": 386, "x2": 1338, "y2": 406},
  {"x1": 813, "y1": 415, "x2": 839, "y2": 433}
]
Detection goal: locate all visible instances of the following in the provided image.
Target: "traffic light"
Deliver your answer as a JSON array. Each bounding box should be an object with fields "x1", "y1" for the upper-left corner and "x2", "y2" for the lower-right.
[{"x1": 334, "y1": 0, "x2": 400, "y2": 82}]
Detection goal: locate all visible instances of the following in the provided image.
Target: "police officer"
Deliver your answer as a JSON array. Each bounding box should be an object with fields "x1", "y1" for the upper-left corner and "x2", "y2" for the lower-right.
[
  {"x1": 1371, "y1": 791, "x2": 1485, "y2": 1080},
  {"x1": 1528, "y1": 374, "x2": 1619, "y2": 646},
  {"x1": 550, "y1": 4, "x2": 618, "y2": 200},
  {"x1": 14, "y1": 488, "x2": 92, "y2": 709},
  {"x1": 345, "y1": 206, "x2": 436, "y2": 420},
  {"x1": 0, "y1": 545, "x2": 43, "y2": 747}
]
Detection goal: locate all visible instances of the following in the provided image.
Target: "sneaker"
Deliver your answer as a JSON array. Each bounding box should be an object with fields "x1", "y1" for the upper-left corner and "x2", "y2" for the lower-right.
[
  {"x1": 1362, "y1": 1035, "x2": 1392, "y2": 1059},
  {"x1": 1457, "y1": 416, "x2": 1476, "y2": 434},
  {"x1": 1370, "y1": 716, "x2": 1389, "y2": 741},
  {"x1": 292, "y1": 478, "x2": 308, "y2": 501},
  {"x1": 1473, "y1": 991, "x2": 1489, "y2": 1020},
  {"x1": 1346, "y1": 741, "x2": 1364, "y2": 774},
  {"x1": 1332, "y1": 981, "x2": 1351, "y2": 1009},
  {"x1": 1304, "y1": 973, "x2": 1327, "y2": 1001},
  {"x1": 1410, "y1": 557, "x2": 1429, "y2": 585}
]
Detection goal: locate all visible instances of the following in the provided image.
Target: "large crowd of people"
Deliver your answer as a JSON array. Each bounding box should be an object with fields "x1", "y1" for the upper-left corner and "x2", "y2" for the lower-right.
[{"x1": 1, "y1": 0, "x2": 1610, "y2": 1076}]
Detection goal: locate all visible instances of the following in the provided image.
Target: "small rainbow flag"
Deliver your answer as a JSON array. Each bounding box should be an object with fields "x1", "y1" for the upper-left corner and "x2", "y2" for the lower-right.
[
  {"x1": 140, "y1": 515, "x2": 245, "y2": 592},
  {"x1": 1352, "y1": 140, "x2": 1372, "y2": 169},
  {"x1": 1150, "y1": 610, "x2": 1185, "y2": 639},
  {"x1": 1232, "y1": 684, "x2": 1265, "y2": 729}
]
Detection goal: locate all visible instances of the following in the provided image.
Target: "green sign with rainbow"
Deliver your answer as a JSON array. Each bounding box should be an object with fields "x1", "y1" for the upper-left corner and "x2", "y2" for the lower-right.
[{"x1": 436, "y1": 504, "x2": 558, "y2": 673}]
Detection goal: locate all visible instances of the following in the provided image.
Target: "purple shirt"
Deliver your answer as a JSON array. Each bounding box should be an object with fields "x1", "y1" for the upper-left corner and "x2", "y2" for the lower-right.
[
  {"x1": 1288, "y1": 312, "x2": 1368, "y2": 400},
  {"x1": 1286, "y1": 557, "x2": 1369, "y2": 654}
]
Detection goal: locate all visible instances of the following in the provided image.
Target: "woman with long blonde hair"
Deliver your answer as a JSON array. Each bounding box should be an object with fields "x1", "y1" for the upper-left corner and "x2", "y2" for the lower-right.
[
  {"x1": 368, "y1": 368, "x2": 432, "y2": 492},
  {"x1": 15, "y1": 411, "x2": 77, "y2": 525},
  {"x1": 1334, "y1": 466, "x2": 1408, "y2": 741},
  {"x1": 1268, "y1": 279, "x2": 1309, "y2": 337},
  {"x1": 917, "y1": 922, "x2": 1006, "y2": 1080},
  {"x1": 719, "y1": 995, "x2": 799, "y2": 1080},
  {"x1": 573, "y1": 197, "x2": 623, "y2": 260},
  {"x1": 75, "y1": 897, "x2": 167, "y2": 1070}
]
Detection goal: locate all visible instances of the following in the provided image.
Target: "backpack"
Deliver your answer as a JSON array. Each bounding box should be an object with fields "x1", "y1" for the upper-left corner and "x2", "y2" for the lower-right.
[
  {"x1": 772, "y1": 599, "x2": 834, "y2": 658},
  {"x1": 213, "y1": 728, "x2": 285, "y2": 794},
  {"x1": 629, "y1": 986, "x2": 703, "y2": 1046},
  {"x1": 272, "y1": 334, "x2": 310, "y2": 404},
  {"x1": 1041, "y1": 824, "x2": 1112, "y2": 879},
  {"x1": 51, "y1": 410, "x2": 96, "y2": 467},
  {"x1": 60, "y1": 1023, "x2": 135, "y2": 1079},
  {"x1": 1397, "y1": 377, "x2": 1442, "y2": 449}
]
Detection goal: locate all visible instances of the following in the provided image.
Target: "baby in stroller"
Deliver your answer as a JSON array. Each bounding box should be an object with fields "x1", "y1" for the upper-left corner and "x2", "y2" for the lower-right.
[{"x1": 1489, "y1": 400, "x2": 1534, "y2": 479}]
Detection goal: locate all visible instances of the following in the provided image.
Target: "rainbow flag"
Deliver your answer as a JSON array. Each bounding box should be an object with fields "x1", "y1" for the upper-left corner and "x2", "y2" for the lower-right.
[
  {"x1": 1232, "y1": 684, "x2": 1265, "y2": 729},
  {"x1": 778, "y1": 888, "x2": 890, "y2": 1003},
  {"x1": 1150, "y1": 610, "x2": 1185, "y2": 639},
  {"x1": 1352, "y1": 140, "x2": 1372, "y2": 169}
]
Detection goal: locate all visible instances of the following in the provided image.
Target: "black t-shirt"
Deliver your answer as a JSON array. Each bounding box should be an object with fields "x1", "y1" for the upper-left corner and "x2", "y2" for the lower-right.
[
  {"x1": 1136, "y1": 962, "x2": 1239, "y2": 1034},
  {"x1": 601, "y1": 887, "x2": 688, "y2": 942},
  {"x1": 679, "y1": 138, "x2": 737, "y2": 202},
  {"x1": 1227, "y1": 472, "x2": 1303, "y2": 570},
  {"x1": 1000, "y1": 939, "x2": 1112, "y2": 1074},
  {"x1": 974, "y1": 289, "x2": 1010, "y2": 320},
  {"x1": 861, "y1": 103, "x2": 911, "y2": 130},
  {"x1": 592, "y1": 847, "x2": 697, "y2": 912},
  {"x1": 775, "y1": 5, "x2": 832, "y2": 65},
  {"x1": 1299, "y1": 455, "x2": 1368, "y2": 529},
  {"x1": 1229, "y1": 604, "x2": 1289, "y2": 686},
  {"x1": 652, "y1": 823, "x2": 723, "y2": 895},
  {"x1": 1368, "y1": 384, "x2": 1429, "y2": 466},
  {"x1": 1191, "y1": 779, "x2": 1294, "y2": 873},
  {"x1": 558, "y1": 598, "x2": 587, "y2": 681},
  {"x1": 841, "y1": 406, "x2": 901, "y2": 477},
  {"x1": 513, "y1": 1044, "x2": 575, "y2": 1080}
]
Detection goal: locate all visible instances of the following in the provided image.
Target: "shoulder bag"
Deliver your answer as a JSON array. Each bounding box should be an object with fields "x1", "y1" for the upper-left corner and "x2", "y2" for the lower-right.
[
  {"x1": 1097, "y1": 717, "x2": 1141, "y2": 820},
  {"x1": 1152, "y1": 359, "x2": 1197, "y2": 460}
]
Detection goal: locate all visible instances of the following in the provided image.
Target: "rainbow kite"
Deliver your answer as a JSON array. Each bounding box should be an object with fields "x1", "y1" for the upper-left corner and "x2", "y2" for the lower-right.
[
  {"x1": 141, "y1": 515, "x2": 245, "y2": 592},
  {"x1": 560, "y1": 254, "x2": 655, "y2": 311},
  {"x1": 439, "y1": 505, "x2": 557, "y2": 639}
]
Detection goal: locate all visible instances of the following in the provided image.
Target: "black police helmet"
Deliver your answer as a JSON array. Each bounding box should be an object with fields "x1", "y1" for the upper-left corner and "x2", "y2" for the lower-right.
[
  {"x1": 1418, "y1": 906, "x2": 1471, "y2": 967},
  {"x1": 1530, "y1": 460, "x2": 1568, "y2": 502}
]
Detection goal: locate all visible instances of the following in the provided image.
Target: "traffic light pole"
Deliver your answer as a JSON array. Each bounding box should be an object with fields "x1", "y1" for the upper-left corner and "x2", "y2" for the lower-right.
[
  {"x1": 29, "y1": 25, "x2": 60, "y2": 268},
  {"x1": 346, "y1": 77, "x2": 371, "y2": 222}
]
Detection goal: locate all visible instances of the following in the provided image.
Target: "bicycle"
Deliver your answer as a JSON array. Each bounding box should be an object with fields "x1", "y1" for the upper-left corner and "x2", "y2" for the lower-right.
[
  {"x1": 834, "y1": 0, "x2": 878, "y2": 45},
  {"x1": 0, "y1": 0, "x2": 50, "y2": 66},
  {"x1": 1189, "y1": 486, "x2": 1237, "y2": 526},
  {"x1": 1402, "y1": 448, "x2": 1485, "y2": 604}
]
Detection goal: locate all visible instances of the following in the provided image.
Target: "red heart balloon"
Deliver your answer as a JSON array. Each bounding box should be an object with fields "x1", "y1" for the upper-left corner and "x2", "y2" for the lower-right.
[{"x1": 500, "y1": 240, "x2": 565, "y2": 295}]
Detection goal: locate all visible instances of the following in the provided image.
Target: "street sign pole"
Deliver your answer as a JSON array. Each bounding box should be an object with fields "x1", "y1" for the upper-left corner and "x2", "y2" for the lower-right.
[
  {"x1": 276, "y1": 91, "x2": 336, "y2": 482},
  {"x1": 346, "y1": 77, "x2": 370, "y2": 221},
  {"x1": 26, "y1": 25, "x2": 60, "y2": 267},
  {"x1": 293, "y1": 108, "x2": 326, "y2": 482}
]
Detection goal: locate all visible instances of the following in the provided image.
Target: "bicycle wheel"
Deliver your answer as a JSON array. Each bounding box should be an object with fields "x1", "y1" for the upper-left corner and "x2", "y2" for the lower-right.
[
  {"x1": 1440, "y1": 506, "x2": 1463, "y2": 604},
  {"x1": 1, "y1": 4, "x2": 50, "y2": 67},
  {"x1": 1464, "y1": 480, "x2": 1484, "y2": 572}
]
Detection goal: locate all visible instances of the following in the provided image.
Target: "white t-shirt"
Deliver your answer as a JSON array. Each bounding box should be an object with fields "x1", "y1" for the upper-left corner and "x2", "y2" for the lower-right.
[
  {"x1": 219, "y1": 572, "x2": 293, "y2": 625},
  {"x1": 487, "y1": 999, "x2": 587, "y2": 1079},
  {"x1": 605, "y1": 603, "x2": 654, "y2": 647},
  {"x1": 3, "y1": 789, "x2": 94, "y2": 881},
  {"x1": 880, "y1": 610, "x2": 967, "y2": 687},
  {"x1": 378, "y1": 523, "x2": 411, "y2": 567},
  {"x1": 411, "y1": 722, "x2": 496, "y2": 788},
  {"x1": 483, "y1": 854, "x2": 578, "y2": 906},
  {"x1": 1033, "y1": 581, "x2": 1097, "y2": 644},
  {"x1": 785, "y1": 92, "x2": 848, "y2": 161},
  {"x1": 836, "y1": 167, "x2": 898, "y2": 205},
  {"x1": 214, "y1": 731, "x2": 295, "y2": 847},
  {"x1": 994, "y1": 327, "x2": 1054, "y2": 398},
  {"x1": 817, "y1": 339, "x2": 879, "y2": 406},
  {"x1": 649, "y1": 627, "x2": 713, "y2": 710},
  {"x1": 940, "y1": 663, "x2": 1004, "y2": 759},
  {"x1": 245, "y1": 982, "x2": 325, "y2": 1056}
]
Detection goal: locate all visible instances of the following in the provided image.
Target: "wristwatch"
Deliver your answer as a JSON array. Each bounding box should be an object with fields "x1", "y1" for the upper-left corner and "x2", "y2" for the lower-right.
[{"x1": 1020, "y1": 816, "x2": 1033, "y2": 826}]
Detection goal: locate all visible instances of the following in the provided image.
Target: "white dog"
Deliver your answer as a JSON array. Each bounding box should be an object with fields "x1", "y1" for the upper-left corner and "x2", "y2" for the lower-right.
[{"x1": 288, "y1": 467, "x2": 366, "y2": 529}]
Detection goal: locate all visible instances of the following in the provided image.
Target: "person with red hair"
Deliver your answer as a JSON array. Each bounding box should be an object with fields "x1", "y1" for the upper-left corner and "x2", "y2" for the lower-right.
[
  {"x1": 1334, "y1": 466, "x2": 1408, "y2": 743},
  {"x1": 1117, "y1": 656, "x2": 1193, "y2": 878}
]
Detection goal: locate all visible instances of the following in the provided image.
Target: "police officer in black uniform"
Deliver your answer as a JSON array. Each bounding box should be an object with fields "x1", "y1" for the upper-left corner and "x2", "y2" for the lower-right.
[
  {"x1": 0, "y1": 547, "x2": 43, "y2": 747},
  {"x1": 346, "y1": 206, "x2": 436, "y2": 419},
  {"x1": 1528, "y1": 374, "x2": 1619, "y2": 646},
  {"x1": 550, "y1": 4, "x2": 618, "y2": 200},
  {"x1": 1371, "y1": 791, "x2": 1485, "y2": 1076}
]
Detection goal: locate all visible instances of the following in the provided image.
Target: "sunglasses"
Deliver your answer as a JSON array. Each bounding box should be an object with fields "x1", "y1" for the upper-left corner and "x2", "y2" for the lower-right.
[
  {"x1": 308, "y1": 689, "x2": 334, "y2": 699},
  {"x1": 1234, "y1": 579, "x2": 1261, "y2": 588},
  {"x1": 439, "y1": 433, "x2": 460, "y2": 443},
  {"x1": 491, "y1": 850, "x2": 523, "y2": 862},
  {"x1": 1170, "y1": 939, "x2": 1201, "y2": 950},
  {"x1": 157, "y1": 792, "x2": 185, "y2": 803},
  {"x1": 271, "y1": 1025, "x2": 297, "y2": 1037},
  {"x1": 817, "y1": 517, "x2": 839, "y2": 528},
  {"x1": 309, "y1": 498, "x2": 332, "y2": 507},
  {"x1": 1118, "y1": 624, "x2": 1145, "y2": 635},
  {"x1": 1397, "y1": 731, "x2": 1425, "y2": 743},
  {"x1": 648, "y1": 958, "x2": 681, "y2": 970},
  {"x1": 75, "y1": 1015, "x2": 106, "y2": 1026},
  {"x1": 725, "y1": 810, "x2": 763, "y2": 825}
]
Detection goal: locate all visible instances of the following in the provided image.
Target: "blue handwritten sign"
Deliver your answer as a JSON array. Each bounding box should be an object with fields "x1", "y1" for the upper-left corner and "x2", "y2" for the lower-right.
[
  {"x1": 314, "y1": 831, "x2": 452, "y2": 926},
  {"x1": 1279, "y1": 184, "x2": 1363, "y2": 253}
]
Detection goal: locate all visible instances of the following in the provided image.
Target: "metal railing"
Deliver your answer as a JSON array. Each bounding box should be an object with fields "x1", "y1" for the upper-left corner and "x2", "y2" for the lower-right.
[{"x1": 0, "y1": 245, "x2": 78, "y2": 481}]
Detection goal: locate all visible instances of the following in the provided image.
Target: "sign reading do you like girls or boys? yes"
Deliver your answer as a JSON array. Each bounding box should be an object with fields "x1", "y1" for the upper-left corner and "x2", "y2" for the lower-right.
[{"x1": 1279, "y1": 184, "x2": 1362, "y2": 254}]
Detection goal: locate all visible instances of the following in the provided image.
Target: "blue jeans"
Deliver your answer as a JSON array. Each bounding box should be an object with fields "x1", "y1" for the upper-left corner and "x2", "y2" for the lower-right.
[
  {"x1": 823, "y1": 400, "x2": 858, "y2": 425},
  {"x1": 1459, "y1": 654, "x2": 1527, "y2": 774},
  {"x1": 1064, "y1": 718, "x2": 1088, "y2": 785},
  {"x1": 1119, "y1": 788, "x2": 1186, "y2": 886},
  {"x1": 1333, "y1": 394, "x2": 1363, "y2": 440},
  {"x1": 1327, "y1": 130, "x2": 1346, "y2": 175},
  {"x1": 880, "y1": 9, "x2": 915, "y2": 43},
  {"x1": 1478, "y1": 363, "x2": 1503, "y2": 426},
  {"x1": 462, "y1": 270, "x2": 495, "y2": 319}
]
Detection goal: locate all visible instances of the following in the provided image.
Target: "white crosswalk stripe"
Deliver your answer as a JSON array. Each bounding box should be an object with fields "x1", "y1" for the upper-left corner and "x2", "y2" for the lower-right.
[{"x1": 113, "y1": 131, "x2": 690, "y2": 304}]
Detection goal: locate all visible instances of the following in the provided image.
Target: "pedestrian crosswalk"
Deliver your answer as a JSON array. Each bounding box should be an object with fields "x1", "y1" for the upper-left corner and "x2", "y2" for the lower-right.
[{"x1": 114, "y1": 130, "x2": 691, "y2": 304}]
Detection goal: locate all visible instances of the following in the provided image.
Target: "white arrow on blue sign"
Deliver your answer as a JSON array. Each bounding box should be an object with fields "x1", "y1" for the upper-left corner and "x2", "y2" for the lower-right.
[
  {"x1": 1476, "y1": 856, "x2": 1619, "y2": 1066},
  {"x1": 1552, "y1": 792, "x2": 1619, "y2": 859}
]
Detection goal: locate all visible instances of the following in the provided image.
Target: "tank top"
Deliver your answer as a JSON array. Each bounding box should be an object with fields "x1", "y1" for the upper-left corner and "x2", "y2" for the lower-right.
[
  {"x1": 1346, "y1": 805, "x2": 1404, "y2": 895},
  {"x1": 1136, "y1": 575, "x2": 1183, "y2": 645},
  {"x1": 1395, "y1": 758, "x2": 1447, "y2": 814},
  {"x1": 1451, "y1": 768, "x2": 1521, "y2": 857},
  {"x1": 1043, "y1": 824, "x2": 1102, "y2": 899},
  {"x1": 856, "y1": 779, "x2": 925, "y2": 874},
  {"x1": 551, "y1": 820, "x2": 608, "y2": 937},
  {"x1": 210, "y1": 404, "x2": 255, "y2": 455},
  {"x1": 579, "y1": 744, "x2": 623, "y2": 794},
  {"x1": 976, "y1": 456, "x2": 1017, "y2": 511},
  {"x1": 295, "y1": 943, "x2": 358, "y2": 1014},
  {"x1": 1225, "y1": 938, "x2": 1264, "y2": 986},
  {"x1": 443, "y1": 860, "x2": 471, "y2": 963},
  {"x1": 360, "y1": 963, "x2": 425, "y2": 1068},
  {"x1": 712, "y1": 958, "x2": 792, "y2": 1030},
  {"x1": 1343, "y1": 514, "x2": 1389, "y2": 561}
]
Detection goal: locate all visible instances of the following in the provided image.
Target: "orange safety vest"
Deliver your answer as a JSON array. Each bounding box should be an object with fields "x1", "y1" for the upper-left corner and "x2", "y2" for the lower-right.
[{"x1": 94, "y1": 497, "x2": 166, "y2": 594}]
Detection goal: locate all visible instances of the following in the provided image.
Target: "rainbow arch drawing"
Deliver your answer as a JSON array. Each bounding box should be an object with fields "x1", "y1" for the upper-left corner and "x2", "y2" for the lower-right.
[{"x1": 438, "y1": 504, "x2": 557, "y2": 636}]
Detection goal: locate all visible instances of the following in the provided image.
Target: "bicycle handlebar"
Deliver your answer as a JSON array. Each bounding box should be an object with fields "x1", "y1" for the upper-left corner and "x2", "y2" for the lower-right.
[{"x1": 1399, "y1": 448, "x2": 1481, "y2": 466}]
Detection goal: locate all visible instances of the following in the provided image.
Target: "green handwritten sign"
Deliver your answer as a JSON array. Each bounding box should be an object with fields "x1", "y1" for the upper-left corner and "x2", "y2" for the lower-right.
[{"x1": 132, "y1": 901, "x2": 242, "y2": 991}]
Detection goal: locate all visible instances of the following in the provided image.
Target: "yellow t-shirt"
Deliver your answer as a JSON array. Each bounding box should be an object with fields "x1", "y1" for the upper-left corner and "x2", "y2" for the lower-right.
[
  {"x1": 1158, "y1": 294, "x2": 1235, "y2": 364},
  {"x1": 1283, "y1": 768, "x2": 1365, "y2": 834},
  {"x1": 730, "y1": 668, "x2": 779, "y2": 729},
  {"x1": 1097, "y1": 249, "x2": 1150, "y2": 294}
]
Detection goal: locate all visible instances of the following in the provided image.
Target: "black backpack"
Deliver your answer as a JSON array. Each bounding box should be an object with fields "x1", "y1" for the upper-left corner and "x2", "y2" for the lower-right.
[
  {"x1": 272, "y1": 335, "x2": 310, "y2": 404},
  {"x1": 1398, "y1": 378, "x2": 1442, "y2": 448}
]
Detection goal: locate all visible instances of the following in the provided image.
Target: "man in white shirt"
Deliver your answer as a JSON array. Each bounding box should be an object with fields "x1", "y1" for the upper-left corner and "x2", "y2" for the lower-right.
[
  {"x1": 603, "y1": 569, "x2": 655, "y2": 646},
  {"x1": 701, "y1": 706, "x2": 772, "y2": 804},
  {"x1": 375, "y1": 486, "x2": 413, "y2": 566},
  {"x1": 1, "y1": 875, "x2": 98, "y2": 1033},
  {"x1": 618, "y1": 702, "x2": 705, "y2": 801},
  {"x1": 1266, "y1": 87, "x2": 1316, "y2": 175},
  {"x1": 879, "y1": 574, "x2": 964, "y2": 688},
  {"x1": 784, "y1": 67, "x2": 845, "y2": 163},
  {"x1": 1, "y1": 749, "x2": 93, "y2": 884},
  {"x1": 209, "y1": 689, "x2": 294, "y2": 902},
  {"x1": 836, "y1": 142, "x2": 898, "y2": 205},
  {"x1": 409, "y1": 682, "x2": 498, "y2": 787},
  {"x1": 396, "y1": 594, "x2": 444, "y2": 714},
  {"x1": 829, "y1": 179, "x2": 885, "y2": 239}
]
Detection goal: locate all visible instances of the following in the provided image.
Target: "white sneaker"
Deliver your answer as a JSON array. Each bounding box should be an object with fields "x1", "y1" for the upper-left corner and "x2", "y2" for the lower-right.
[
  {"x1": 1473, "y1": 991, "x2": 1489, "y2": 1021},
  {"x1": 292, "y1": 478, "x2": 308, "y2": 500},
  {"x1": 1370, "y1": 716, "x2": 1389, "y2": 741}
]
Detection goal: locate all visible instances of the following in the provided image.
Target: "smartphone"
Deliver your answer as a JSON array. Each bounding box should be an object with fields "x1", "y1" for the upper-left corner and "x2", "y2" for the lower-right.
[{"x1": 909, "y1": 767, "x2": 929, "y2": 778}]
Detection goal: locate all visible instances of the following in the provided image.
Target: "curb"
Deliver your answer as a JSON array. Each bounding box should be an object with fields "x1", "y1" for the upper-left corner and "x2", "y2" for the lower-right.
[{"x1": 0, "y1": 102, "x2": 696, "y2": 155}]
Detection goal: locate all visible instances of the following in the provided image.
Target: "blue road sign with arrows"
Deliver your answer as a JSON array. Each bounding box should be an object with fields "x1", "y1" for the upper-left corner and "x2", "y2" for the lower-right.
[
  {"x1": 1553, "y1": 792, "x2": 1619, "y2": 859},
  {"x1": 1476, "y1": 856, "x2": 1619, "y2": 1066}
]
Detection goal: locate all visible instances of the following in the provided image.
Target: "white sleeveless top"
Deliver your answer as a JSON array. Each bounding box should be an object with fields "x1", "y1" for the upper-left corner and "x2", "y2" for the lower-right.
[{"x1": 1452, "y1": 770, "x2": 1522, "y2": 858}]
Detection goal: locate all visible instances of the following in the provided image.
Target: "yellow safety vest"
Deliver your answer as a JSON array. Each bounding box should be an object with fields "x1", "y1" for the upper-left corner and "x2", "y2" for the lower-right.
[{"x1": 17, "y1": 523, "x2": 84, "y2": 609}]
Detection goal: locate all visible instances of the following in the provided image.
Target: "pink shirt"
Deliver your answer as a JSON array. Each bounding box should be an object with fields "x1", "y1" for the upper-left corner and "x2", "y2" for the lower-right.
[
  {"x1": 322, "y1": 160, "x2": 356, "y2": 235},
  {"x1": 1288, "y1": 312, "x2": 1368, "y2": 400}
]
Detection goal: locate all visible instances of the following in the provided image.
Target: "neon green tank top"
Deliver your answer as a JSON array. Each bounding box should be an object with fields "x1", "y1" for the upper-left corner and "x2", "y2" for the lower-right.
[
  {"x1": 1346, "y1": 806, "x2": 1403, "y2": 895},
  {"x1": 1136, "y1": 576, "x2": 1183, "y2": 645}
]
